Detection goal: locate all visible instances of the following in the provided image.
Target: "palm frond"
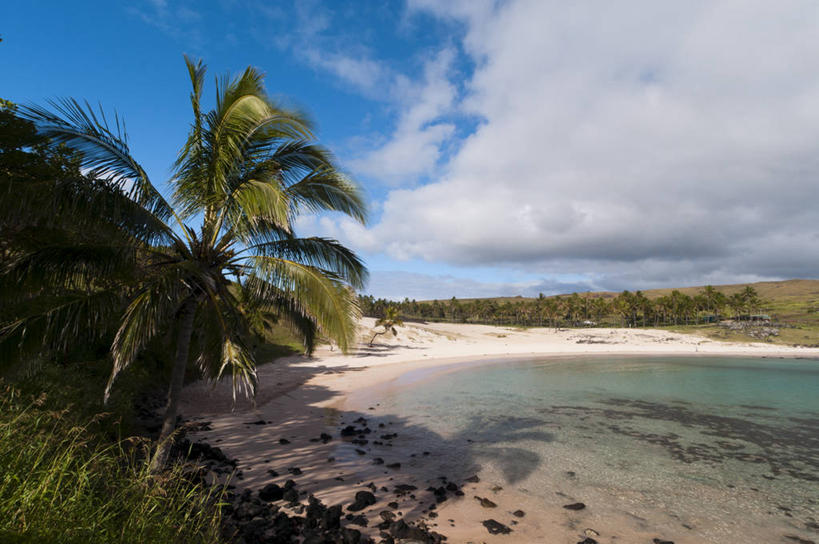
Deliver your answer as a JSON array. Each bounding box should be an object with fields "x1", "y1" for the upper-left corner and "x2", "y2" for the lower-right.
[
  {"x1": 250, "y1": 257, "x2": 360, "y2": 352},
  {"x1": 172, "y1": 56, "x2": 209, "y2": 218},
  {"x1": 228, "y1": 179, "x2": 291, "y2": 233},
  {"x1": 285, "y1": 166, "x2": 367, "y2": 224},
  {"x1": 107, "y1": 271, "x2": 189, "y2": 402},
  {"x1": 242, "y1": 275, "x2": 318, "y2": 353},
  {"x1": 247, "y1": 236, "x2": 367, "y2": 290},
  {"x1": 190, "y1": 285, "x2": 258, "y2": 402},
  {"x1": 18, "y1": 99, "x2": 177, "y2": 224},
  {"x1": 0, "y1": 290, "x2": 123, "y2": 373},
  {"x1": 1, "y1": 239, "x2": 139, "y2": 299},
  {"x1": 218, "y1": 337, "x2": 257, "y2": 403}
]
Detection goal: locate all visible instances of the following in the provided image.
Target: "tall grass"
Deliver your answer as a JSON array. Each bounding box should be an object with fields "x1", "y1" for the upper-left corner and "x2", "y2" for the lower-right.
[{"x1": 0, "y1": 383, "x2": 226, "y2": 544}]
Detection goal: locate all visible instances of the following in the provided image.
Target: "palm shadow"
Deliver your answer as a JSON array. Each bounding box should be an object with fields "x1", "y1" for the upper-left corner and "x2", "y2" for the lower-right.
[
  {"x1": 182, "y1": 360, "x2": 554, "y2": 528},
  {"x1": 354, "y1": 343, "x2": 428, "y2": 358}
]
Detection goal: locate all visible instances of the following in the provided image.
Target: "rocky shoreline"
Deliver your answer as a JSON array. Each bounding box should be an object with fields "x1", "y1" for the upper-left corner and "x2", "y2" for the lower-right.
[
  {"x1": 175, "y1": 414, "x2": 687, "y2": 544},
  {"x1": 178, "y1": 418, "x2": 449, "y2": 544}
]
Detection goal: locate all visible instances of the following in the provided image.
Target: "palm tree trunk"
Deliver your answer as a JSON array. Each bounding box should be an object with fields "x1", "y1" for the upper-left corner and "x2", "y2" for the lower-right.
[
  {"x1": 369, "y1": 330, "x2": 384, "y2": 346},
  {"x1": 150, "y1": 298, "x2": 197, "y2": 473}
]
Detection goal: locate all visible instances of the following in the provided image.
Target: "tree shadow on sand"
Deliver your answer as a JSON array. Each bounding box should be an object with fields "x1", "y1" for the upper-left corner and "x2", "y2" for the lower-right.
[
  {"x1": 354, "y1": 343, "x2": 428, "y2": 357},
  {"x1": 182, "y1": 361, "x2": 555, "y2": 530}
]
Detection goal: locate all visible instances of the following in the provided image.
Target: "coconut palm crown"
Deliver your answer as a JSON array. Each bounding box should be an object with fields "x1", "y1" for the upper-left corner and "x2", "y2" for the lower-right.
[{"x1": 4, "y1": 57, "x2": 368, "y2": 469}]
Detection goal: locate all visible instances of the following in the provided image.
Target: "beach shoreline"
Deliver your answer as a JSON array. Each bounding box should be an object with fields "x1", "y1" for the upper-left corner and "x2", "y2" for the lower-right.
[{"x1": 180, "y1": 319, "x2": 819, "y2": 542}]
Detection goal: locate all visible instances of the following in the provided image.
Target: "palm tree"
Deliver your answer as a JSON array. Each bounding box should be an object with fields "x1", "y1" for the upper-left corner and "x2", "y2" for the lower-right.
[
  {"x1": 369, "y1": 306, "x2": 403, "y2": 346},
  {"x1": 728, "y1": 292, "x2": 746, "y2": 319},
  {"x1": 4, "y1": 57, "x2": 368, "y2": 471},
  {"x1": 741, "y1": 286, "x2": 762, "y2": 315},
  {"x1": 541, "y1": 297, "x2": 562, "y2": 330}
]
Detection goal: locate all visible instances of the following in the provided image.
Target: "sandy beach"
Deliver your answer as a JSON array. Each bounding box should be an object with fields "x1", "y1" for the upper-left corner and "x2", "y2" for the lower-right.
[{"x1": 180, "y1": 319, "x2": 819, "y2": 543}]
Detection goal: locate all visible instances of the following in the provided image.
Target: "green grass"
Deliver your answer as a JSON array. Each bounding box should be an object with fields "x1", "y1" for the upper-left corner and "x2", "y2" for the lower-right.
[
  {"x1": 664, "y1": 321, "x2": 819, "y2": 347},
  {"x1": 0, "y1": 382, "x2": 226, "y2": 544}
]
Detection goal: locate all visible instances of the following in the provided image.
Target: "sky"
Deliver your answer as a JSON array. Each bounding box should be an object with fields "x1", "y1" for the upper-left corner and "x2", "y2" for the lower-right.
[{"x1": 4, "y1": 1, "x2": 819, "y2": 300}]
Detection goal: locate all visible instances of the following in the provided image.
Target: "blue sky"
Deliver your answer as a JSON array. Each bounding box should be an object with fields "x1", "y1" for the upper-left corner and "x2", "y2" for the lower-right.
[{"x1": 5, "y1": 1, "x2": 819, "y2": 299}]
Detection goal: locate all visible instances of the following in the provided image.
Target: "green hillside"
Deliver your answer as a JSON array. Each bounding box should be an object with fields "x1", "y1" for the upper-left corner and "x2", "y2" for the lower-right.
[{"x1": 421, "y1": 279, "x2": 819, "y2": 305}]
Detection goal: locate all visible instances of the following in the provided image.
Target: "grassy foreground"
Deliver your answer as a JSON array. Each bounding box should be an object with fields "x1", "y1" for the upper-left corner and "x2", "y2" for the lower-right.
[
  {"x1": 0, "y1": 321, "x2": 305, "y2": 544},
  {"x1": 0, "y1": 381, "x2": 226, "y2": 544}
]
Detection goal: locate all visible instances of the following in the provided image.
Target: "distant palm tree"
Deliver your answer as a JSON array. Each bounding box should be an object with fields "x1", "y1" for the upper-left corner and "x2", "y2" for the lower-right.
[
  {"x1": 741, "y1": 286, "x2": 762, "y2": 315},
  {"x1": 6, "y1": 57, "x2": 367, "y2": 471},
  {"x1": 728, "y1": 293, "x2": 746, "y2": 319},
  {"x1": 369, "y1": 306, "x2": 403, "y2": 346},
  {"x1": 700, "y1": 285, "x2": 726, "y2": 319},
  {"x1": 540, "y1": 297, "x2": 562, "y2": 330}
]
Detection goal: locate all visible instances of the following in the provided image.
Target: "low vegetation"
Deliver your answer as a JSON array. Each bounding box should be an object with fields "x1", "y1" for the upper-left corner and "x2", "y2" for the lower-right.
[{"x1": 0, "y1": 359, "x2": 225, "y2": 544}]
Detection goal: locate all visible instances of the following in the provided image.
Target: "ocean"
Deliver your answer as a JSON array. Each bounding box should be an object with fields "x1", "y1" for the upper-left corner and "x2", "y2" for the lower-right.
[{"x1": 371, "y1": 356, "x2": 819, "y2": 542}]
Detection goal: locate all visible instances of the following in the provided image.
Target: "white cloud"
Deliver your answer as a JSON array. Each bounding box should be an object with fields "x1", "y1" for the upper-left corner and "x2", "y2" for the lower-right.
[
  {"x1": 301, "y1": 49, "x2": 386, "y2": 93},
  {"x1": 348, "y1": 49, "x2": 458, "y2": 184},
  {"x1": 328, "y1": 0, "x2": 819, "y2": 290}
]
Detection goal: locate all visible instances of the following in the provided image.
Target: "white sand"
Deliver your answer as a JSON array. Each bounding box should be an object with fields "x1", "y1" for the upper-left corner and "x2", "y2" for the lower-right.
[{"x1": 180, "y1": 319, "x2": 819, "y2": 542}]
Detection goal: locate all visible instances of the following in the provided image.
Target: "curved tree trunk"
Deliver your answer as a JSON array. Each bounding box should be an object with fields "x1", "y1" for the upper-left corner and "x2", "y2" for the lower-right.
[
  {"x1": 369, "y1": 329, "x2": 385, "y2": 346},
  {"x1": 150, "y1": 298, "x2": 197, "y2": 473}
]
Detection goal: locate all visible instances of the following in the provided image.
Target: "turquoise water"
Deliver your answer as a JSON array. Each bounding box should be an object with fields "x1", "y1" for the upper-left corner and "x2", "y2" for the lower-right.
[{"x1": 376, "y1": 356, "x2": 819, "y2": 542}]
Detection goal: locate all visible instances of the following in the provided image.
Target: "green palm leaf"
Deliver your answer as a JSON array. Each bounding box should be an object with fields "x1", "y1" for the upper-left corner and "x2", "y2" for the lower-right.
[
  {"x1": 19, "y1": 99, "x2": 176, "y2": 224},
  {"x1": 251, "y1": 257, "x2": 360, "y2": 353}
]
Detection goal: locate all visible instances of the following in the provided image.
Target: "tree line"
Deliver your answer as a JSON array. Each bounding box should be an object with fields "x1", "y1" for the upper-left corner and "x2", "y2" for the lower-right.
[{"x1": 359, "y1": 285, "x2": 766, "y2": 328}]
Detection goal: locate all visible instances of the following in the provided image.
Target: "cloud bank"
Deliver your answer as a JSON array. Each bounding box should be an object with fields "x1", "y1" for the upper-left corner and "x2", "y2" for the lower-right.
[{"x1": 328, "y1": 0, "x2": 819, "y2": 294}]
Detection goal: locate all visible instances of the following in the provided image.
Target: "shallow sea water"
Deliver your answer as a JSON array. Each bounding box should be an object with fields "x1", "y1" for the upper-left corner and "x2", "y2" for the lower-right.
[{"x1": 375, "y1": 356, "x2": 819, "y2": 542}]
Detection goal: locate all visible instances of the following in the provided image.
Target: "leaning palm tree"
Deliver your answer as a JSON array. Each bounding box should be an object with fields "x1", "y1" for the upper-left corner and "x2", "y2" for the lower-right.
[
  {"x1": 369, "y1": 306, "x2": 403, "y2": 346},
  {"x1": 3, "y1": 57, "x2": 367, "y2": 471}
]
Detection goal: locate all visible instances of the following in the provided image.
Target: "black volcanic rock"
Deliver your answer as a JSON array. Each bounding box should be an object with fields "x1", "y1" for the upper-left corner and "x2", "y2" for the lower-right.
[
  {"x1": 388, "y1": 520, "x2": 428, "y2": 540},
  {"x1": 347, "y1": 490, "x2": 376, "y2": 512},
  {"x1": 259, "y1": 483, "x2": 283, "y2": 502},
  {"x1": 482, "y1": 519, "x2": 512, "y2": 535},
  {"x1": 283, "y1": 488, "x2": 299, "y2": 504},
  {"x1": 341, "y1": 425, "x2": 358, "y2": 437},
  {"x1": 475, "y1": 496, "x2": 497, "y2": 508}
]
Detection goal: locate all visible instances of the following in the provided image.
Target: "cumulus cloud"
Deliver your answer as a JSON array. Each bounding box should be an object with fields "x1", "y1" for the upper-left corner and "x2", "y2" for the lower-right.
[{"x1": 328, "y1": 0, "x2": 819, "y2": 292}]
